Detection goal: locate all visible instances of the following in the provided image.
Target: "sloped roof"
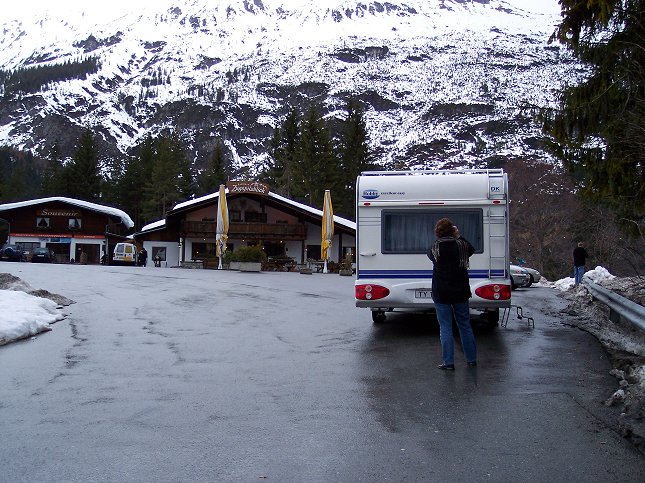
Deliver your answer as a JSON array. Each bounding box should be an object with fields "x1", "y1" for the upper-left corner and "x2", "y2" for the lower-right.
[
  {"x1": 0, "y1": 197, "x2": 134, "y2": 228},
  {"x1": 139, "y1": 190, "x2": 356, "y2": 233}
]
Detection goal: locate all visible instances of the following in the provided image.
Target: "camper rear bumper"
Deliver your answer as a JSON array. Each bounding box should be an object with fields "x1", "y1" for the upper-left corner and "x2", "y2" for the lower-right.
[{"x1": 355, "y1": 278, "x2": 511, "y2": 310}]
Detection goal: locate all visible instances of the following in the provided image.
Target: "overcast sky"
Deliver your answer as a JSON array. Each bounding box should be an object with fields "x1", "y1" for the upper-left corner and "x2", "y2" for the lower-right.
[{"x1": 2, "y1": 1, "x2": 561, "y2": 21}]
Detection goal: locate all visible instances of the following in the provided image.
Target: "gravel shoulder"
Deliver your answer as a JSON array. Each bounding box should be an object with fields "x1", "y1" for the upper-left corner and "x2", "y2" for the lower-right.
[{"x1": 560, "y1": 276, "x2": 645, "y2": 453}]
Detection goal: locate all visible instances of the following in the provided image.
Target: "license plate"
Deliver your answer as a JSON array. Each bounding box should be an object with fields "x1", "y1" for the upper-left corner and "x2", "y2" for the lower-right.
[{"x1": 415, "y1": 289, "x2": 432, "y2": 299}]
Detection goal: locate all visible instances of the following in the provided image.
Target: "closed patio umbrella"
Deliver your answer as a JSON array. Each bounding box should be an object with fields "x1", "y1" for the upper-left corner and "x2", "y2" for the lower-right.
[
  {"x1": 216, "y1": 184, "x2": 229, "y2": 269},
  {"x1": 321, "y1": 189, "x2": 334, "y2": 274}
]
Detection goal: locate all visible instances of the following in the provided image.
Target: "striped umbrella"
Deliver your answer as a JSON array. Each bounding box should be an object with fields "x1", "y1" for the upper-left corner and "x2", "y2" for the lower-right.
[{"x1": 216, "y1": 184, "x2": 229, "y2": 269}]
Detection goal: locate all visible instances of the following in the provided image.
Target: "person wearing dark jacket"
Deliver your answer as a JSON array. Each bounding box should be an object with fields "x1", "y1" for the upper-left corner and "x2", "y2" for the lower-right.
[
  {"x1": 139, "y1": 247, "x2": 148, "y2": 267},
  {"x1": 427, "y1": 218, "x2": 477, "y2": 370},
  {"x1": 573, "y1": 242, "x2": 589, "y2": 285}
]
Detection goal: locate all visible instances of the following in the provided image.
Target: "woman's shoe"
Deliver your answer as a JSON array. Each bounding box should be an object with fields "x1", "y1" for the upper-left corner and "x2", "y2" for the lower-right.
[
  {"x1": 467, "y1": 361, "x2": 477, "y2": 367},
  {"x1": 437, "y1": 364, "x2": 455, "y2": 371}
]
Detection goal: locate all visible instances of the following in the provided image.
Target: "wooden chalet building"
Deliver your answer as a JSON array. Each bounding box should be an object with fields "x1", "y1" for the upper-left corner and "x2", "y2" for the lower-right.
[
  {"x1": 135, "y1": 182, "x2": 356, "y2": 268},
  {"x1": 0, "y1": 197, "x2": 134, "y2": 264}
]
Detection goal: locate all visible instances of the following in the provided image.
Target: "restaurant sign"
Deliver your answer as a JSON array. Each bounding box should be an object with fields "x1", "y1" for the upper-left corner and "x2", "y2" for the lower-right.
[
  {"x1": 226, "y1": 181, "x2": 269, "y2": 196},
  {"x1": 37, "y1": 209, "x2": 81, "y2": 217}
]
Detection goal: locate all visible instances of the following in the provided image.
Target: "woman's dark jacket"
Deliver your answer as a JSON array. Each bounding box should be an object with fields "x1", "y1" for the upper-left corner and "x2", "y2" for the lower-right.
[{"x1": 427, "y1": 236, "x2": 475, "y2": 304}]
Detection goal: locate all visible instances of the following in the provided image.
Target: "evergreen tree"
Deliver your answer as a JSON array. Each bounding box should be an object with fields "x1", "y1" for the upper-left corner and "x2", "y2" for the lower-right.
[
  {"x1": 40, "y1": 141, "x2": 64, "y2": 196},
  {"x1": 295, "y1": 105, "x2": 338, "y2": 208},
  {"x1": 107, "y1": 135, "x2": 156, "y2": 229},
  {"x1": 65, "y1": 128, "x2": 103, "y2": 201},
  {"x1": 337, "y1": 99, "x2": 373, "y2": 218},
  {"x1": 544, "y1": 0, "x2": 645, "y2": 224},
  {"x1": 262, "y1": 109, "x2": 300, "y2": 197},
  {"x1": 6, "y1": 161, "x2": 27, "y2": 201},
  {"x1": 143, "y1": 132, "x2": 194, "y2": 220},
  {"x1": 0, "y1": 148, "x2": 41, "y2": 202},
  {"x1": 196, "y1": 139, "x2": 227, "y2": 196}
]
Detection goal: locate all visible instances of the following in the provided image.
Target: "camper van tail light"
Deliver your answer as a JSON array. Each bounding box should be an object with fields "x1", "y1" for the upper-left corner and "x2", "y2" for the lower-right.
[
  {"x1": 475, "y1": 284, "x2": 511, "y2": 300},
  {"x1": 356, "y1": 284, "x2": 390, "y2": 300}
]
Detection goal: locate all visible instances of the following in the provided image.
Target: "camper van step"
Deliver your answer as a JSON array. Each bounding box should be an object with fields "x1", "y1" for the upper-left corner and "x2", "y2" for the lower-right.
[{"x1": 501, "y1": 305, "x2": 535, "y2": 328}]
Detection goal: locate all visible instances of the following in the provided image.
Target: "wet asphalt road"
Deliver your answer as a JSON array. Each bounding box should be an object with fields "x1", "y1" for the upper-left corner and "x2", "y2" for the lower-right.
[{"x1": 1, "y1": 263, "x2": 643, "y2": 482}]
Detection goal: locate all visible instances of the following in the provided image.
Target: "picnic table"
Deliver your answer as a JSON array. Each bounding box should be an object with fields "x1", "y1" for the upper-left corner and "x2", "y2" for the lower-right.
[
  {"x1": 266, "y1": 256, "x2": 297, "y2": 271},
  {"x1": 307, "y1": 260, "x2": 326, "y2": 272}
]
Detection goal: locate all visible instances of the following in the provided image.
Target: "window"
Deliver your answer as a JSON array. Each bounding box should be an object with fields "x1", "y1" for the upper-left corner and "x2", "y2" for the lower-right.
[
  {"x1": 152, "y1": 247, "x2": 167, "y2": 261},
  {"x1": 191, "y1": 242, "x2": 216, "y2": 259},
  {"x1": 382, "y1": 209, "x2": 483, "y2": 254},
  {"x1": 306, "y1": 245, "x2": 321, "y2": 260},
  {"x1": 244, "y1": 211, "x2": 267, "y2": 223},
  {"x1": 229, "y1": 210, "x2": 242, "y2": 222},
  {"x1": 68, "y1": 218, "x2": 82, "y2": 230},
  {"x1": 36, "y1": 217, "x2": 50, "y2": 229}
]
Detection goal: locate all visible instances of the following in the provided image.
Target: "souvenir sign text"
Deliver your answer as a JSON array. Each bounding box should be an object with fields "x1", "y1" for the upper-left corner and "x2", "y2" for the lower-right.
[
  {"x1": 38, "y1": 209, "x2": 81, "y2": 217},
  {"x1": 227, "y1": 181, "x2": 269, "y2": 195}
]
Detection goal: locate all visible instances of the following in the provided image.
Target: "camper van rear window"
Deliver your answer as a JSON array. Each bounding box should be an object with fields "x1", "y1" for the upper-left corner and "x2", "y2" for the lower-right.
[{"x1": 381, "y1": 209, "x2": 483, "y2": 254}]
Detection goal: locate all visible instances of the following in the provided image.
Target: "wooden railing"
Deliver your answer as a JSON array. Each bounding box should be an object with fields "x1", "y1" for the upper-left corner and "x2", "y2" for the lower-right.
[{"x1": 180, "y1": 221, "x2": 307, "y2": 240}]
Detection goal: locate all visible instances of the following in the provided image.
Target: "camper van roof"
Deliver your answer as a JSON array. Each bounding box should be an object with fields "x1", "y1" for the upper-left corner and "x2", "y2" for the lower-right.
[
  {"x1": 360, "y1": 168, "x2": 505, "y2": 176},
  {"x1": 357, "y1": 169, "x2": 507, "y2": 203}
]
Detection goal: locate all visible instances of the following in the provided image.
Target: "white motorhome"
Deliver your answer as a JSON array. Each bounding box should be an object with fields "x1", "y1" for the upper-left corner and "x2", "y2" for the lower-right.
[{"x1": 354, "y1": 169, "x2": 511, "y2": 327}]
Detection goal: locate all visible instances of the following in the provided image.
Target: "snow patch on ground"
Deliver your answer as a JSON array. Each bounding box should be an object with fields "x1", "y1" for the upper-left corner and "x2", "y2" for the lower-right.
[
  {"x1": 0, "y1": 291, "x2": 60, "y2": 344},
  {"x1": 0, "y1": 273, "x2": 74, "y2": 345}
]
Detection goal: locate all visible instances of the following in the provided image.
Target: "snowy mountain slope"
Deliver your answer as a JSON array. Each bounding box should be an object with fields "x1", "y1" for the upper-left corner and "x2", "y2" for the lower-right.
[{"x1": 0, "y1": 0, "x2": 581, "y2": 172}]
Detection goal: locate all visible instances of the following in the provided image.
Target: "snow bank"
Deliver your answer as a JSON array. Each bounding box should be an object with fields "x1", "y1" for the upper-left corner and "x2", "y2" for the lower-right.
[
  {"x1": 0, "y1": 290, "x2": 64, "y2": 345},
  {"x1": 552, "y1": 266, "x2": 615, "y2": 292},
  {"x1": 584, "y1": 266, "x2": 616, "y2": 283},
  {"x1": 553, "y1": 277, "x2": 575, "y2": 291}
]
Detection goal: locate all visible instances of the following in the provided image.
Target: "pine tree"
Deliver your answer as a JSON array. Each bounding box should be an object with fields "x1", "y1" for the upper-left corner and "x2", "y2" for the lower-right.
[
  {"x1": 337, "y1": 99, "x2": 373, "y2": 218},
  {"x1": 544, "y1": 0, "x2": 645, "y2": 224},
  {"x1": 295, "y1": 105, "x2": 338, "y2": 208},
  {"x1": 196, "y1": 139, "x2": 227, "y2": 196},
  {"x1": 262, "y1": 109, "x2": 300, "y2": 197},
  {"x1": 108, "y1": 135, "x2": 156, "y2": 229},
  {"x1": 6, "y1": 161, "x2": 27, "y2": 201},
  {"x1": 143, "y1": 132, "x2": 194, "y2": 220},
  {"x1": 64, "y1": 128, "x2": 103, "y2": 201},
  {"x1": 41, "y1": 141, "x2": 64, "y2": 196}
]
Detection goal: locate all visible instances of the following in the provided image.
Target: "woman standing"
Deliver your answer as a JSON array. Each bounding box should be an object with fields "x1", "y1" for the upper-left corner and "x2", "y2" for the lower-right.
[{"x1": 427, "y1": 218, "x2": 477, "y2": 370}]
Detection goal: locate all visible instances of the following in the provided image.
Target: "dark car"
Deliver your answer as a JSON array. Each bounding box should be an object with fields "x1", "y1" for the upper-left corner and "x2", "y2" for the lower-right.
[
  {"x1": 31, "y1": 247, "x2": 56, "y2": 263},
  {"x1": 0, "y1": 244, "x2": 23, "y2": 262}
]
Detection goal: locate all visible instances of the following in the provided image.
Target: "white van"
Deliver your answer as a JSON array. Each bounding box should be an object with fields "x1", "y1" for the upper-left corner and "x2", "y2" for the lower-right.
[
  {"x1": 113, "y1": 242, "x2": 138, "y2": 265},
  {"x1": 354, "y1": 169, "x2": 511, "y2": 327}
]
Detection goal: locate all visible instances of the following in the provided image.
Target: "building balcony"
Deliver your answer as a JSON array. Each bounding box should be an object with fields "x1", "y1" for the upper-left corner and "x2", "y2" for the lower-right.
[{"x1": 180, "y1": 221, "x2": 307, "y2": 240}]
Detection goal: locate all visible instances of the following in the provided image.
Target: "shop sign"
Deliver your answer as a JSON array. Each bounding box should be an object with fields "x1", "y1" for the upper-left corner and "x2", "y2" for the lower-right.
[
  {"x1": 37, "y1": 209, "x2": 81, "y2": 217},
  {"x1": 226, "y1": 181, "x2": 269, "y2": 195}
]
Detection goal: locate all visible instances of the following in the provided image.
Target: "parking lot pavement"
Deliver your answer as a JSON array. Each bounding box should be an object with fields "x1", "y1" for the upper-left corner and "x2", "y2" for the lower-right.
[{"x1": 0, "y1": 264, "x2": 643, "y2": 481}]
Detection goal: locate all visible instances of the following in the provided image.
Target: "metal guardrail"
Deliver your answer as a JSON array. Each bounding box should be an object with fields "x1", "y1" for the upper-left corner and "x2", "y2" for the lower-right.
[{"x1": 583, "y1": 280, "x2": 645, "y2": 332}]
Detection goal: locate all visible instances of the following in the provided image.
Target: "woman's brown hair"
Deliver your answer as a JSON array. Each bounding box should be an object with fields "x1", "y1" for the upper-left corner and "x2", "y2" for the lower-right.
[{"x1": 435, "y1": 218, "x2": 454, "y2": 238}]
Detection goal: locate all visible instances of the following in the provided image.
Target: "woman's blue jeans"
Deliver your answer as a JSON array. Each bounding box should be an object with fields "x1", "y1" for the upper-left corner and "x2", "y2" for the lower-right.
[{"x1": 435, "y1": 301, "x2": 477, "y2": 365}]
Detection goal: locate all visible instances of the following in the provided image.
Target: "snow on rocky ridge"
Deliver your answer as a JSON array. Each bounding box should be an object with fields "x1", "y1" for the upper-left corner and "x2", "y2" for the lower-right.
[{"x1": 0, "y1": 1, "x2": 582, "y2": 172}]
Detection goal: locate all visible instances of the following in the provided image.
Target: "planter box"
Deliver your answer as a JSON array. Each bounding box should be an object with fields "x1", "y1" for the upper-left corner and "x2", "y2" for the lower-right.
[
  {"x1": 339, "y1": 269, "x2": 353, "y2": 276},
  {"x1": 230, "y1": 261, "x2": 262, "y2": 272}
]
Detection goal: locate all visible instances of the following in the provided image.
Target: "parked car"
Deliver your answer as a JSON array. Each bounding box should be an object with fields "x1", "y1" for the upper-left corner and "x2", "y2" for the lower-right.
[
  {"x1": 0, "y1": 244, "x2": 23, "y2": 262},
  {"x1": 522, "y1": 266, "x2": 541, "y2": 284},
  {"x1": 31, "y1": 247, "x2": 56, "y2": 263},
  {"x1": 510, "y1": 264, "x2": 530, "y2": 290}
]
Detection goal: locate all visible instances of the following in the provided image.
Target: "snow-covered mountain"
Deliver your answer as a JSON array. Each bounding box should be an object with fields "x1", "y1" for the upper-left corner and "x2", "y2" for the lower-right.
[{"x1": 0, "y1": 0, "x2": 582, "y2": 173}]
